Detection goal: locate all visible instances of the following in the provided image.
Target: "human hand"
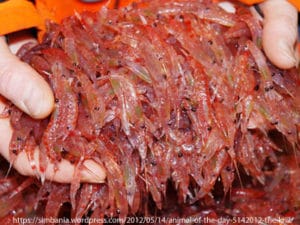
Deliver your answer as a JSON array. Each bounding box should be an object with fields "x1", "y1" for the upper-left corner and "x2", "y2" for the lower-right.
[
  {"x1": 0, "y1": 35, "x2": 106, "y2": 183},
  {"x1": 254, "y1": 0, "x2": 299, "y2": 69},
  {"x1": 221, "y1": 0, "x2": 298, "y2": 69}
]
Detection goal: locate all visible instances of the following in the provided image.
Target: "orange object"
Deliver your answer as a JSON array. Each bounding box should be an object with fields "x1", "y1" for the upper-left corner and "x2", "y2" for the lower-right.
[
  {"x1": 0, "y1": 0, "x2": 43, "y2": 35},
  {"x1": 288, "y1": 0, "x2": 300, "y2": 11},
  {"x1": 238, "y1": 0, "x2": 264, "y2": 4},
  {"x1": 0, "y1": 0, "x2": 135, "y2": 36},
  {"x1": 34, "y1": 0, "x2": 134, "y2": 39},
  {"x1": 239, "y1": 0, "x2": 300, "y2": 11},
  {"x1": 35, "y1": 0, "x2": 115, "y2": 24},
  {"x1": 34, "y1": 0, "x2": 115, "y2": 39}
]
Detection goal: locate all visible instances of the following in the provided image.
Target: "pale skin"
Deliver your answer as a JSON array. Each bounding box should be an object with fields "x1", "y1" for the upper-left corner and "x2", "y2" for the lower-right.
[
  {"x1": 0, "y1": 0, "x2": 298, "y2": 183},
  {"x1": 0, "y1": 35, "x2": 106, "y2": 183}
]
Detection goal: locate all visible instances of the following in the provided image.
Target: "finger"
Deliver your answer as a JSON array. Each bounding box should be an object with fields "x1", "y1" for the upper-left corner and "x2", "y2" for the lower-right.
[
  {"x1": 0, "y1": 36, "x2": 54, "y2": 119},
  {"x1": 0, "y1": 101, "x2": 106, "y2": 183},
  {"x1": 14, "y1": 151, "x2": 106, "y2": 184},
  {"x1": 260, "y1": 0, "x2": 298, "y2": 69}
]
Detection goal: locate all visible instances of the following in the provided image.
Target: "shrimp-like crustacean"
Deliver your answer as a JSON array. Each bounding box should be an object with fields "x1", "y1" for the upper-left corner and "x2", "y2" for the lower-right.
[{"x1": 0, "y1": 0, "x2": 299, "y2": 224}]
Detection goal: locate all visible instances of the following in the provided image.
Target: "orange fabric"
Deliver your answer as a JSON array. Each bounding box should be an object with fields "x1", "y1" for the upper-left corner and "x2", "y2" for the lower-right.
[
  {"x1": 34, "y1": 0, "x2": 115, "y2": 39},
  {"x1": 116, "y1": 0, "x2": 136, "y2": 8},
  {"x1": 238, "y1": 0, "x2": 263, "y2": 4},
  {"x1": 0, "y1": 0, "x2": 135, "y2": 36},
  {"x1": 288, "y1": 0, "x2": 300, "y2": 11},
  {"x1": 35, "y1": 0, "x2": 115, "y2": 24},
  {"x1": 0, "y1": 0, "x2": 43, "y2": 35},
  {"x1": 35, "y1": 0, "x2": 136, "y2": 24},
  {"x1": 34, "y1": 0, "x2": 134, "y2": 39},
  {"x1": 239, "y1": 0, "x2": 300, "y2": 11}
]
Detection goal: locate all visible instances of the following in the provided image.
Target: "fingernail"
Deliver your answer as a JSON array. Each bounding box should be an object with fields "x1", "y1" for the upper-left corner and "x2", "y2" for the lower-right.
[
  {"x1": 80, "y1": 160, "x2": 106, "y2": 183},
  {"x1": 28, "y1": 91, "x2": 54, "y2": 119},
  {"x1": 4, "y1": 60, "x2": 55, "y2": 119},
  {"x1": 15, "y1": 94, "x2": 53, "y2": 120},
  {"x1": 279, "y1": 41, "x2": 297, "y2": 67},
  {"x1": 21, "y1": 67, "x2": 55, "y2": 119}
]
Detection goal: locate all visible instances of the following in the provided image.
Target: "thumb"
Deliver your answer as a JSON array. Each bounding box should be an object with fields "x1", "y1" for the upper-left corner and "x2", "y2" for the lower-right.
[
  {"x1": 0, "y1": 100, "x2": 106, "y2": 183},
  {"x1": 0, "y1": 36, "x2": 54, "y2": 119},
  {"x1": 260, "y1": 0, "x2": 298, "y2": 69}
]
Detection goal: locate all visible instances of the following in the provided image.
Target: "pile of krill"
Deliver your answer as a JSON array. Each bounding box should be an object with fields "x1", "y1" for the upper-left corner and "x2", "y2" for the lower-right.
[{"x1": 1, "y1": 0, "x2": 299, "y2": 224}]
